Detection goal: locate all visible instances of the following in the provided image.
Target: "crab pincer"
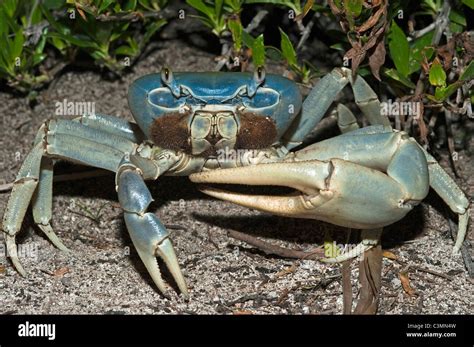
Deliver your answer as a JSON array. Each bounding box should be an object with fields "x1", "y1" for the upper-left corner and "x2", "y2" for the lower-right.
[{"x1": 117, "y1": 165, "x2": 188, "y2": 298}]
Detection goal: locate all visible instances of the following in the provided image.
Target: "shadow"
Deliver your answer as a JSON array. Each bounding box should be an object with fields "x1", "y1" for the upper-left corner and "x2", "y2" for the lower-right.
[{"x1": 381, "y1": 204, "x2": 426, "y2": 249}]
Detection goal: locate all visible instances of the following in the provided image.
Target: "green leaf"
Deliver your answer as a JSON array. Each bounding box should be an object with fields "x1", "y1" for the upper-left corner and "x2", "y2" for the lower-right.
[
  {"x1": 228, "y1": 19, "x2": 242, "y2": 51},
  {"x1": 186, "y1": 0, "x2": 214, "y2": 19},
  {"x1": 329, "y1": 43, "x2": 346, "y2": 51},
  {"x1": 1, "y1": 0, "x2": 17, "y2": 18},
  {"x1": 143, "y1": 19, "x2": 166, "y2": 44},
  {"x1": 460, "y1": 60, "x2": 474, "y2": 81},
  {"x1": 138, "y1": 0, "x2": 151, "y2": 10},
  {"x1": 344, "y1": 0, "x2": 363, "y2": 17},
  {"x1": 245, "y1": 0, "x2": 300, "y2": 14},
  {"x1": 50, "y1": 36, "x2": 66, "y2": 52},
  {"x1": 99, "y1": 0, "x2": 115, "y2": 13},
  {"x1": 115, "y1": 45, "x2": 136, "y2": 56},
  {"x1": 0, "y1": 10, "x2": 8, "y2": 36},
  {"x1": 32, "y1": 53, "x2": 47, "y2": 66},
  {"x1": 242, "y1": 30, "x2": 255, "y2": 47},
  {"x1": 35, "y1": 29, "x2": 48, "y2": 55},
  {"x1": 279, "y1": 28, "x2": 297, "y2": 67},
  {"x1": 215, "y1": 0, "x2": 224, "y2": 19},
  {"x1": 388, "y1": 20, "x2": 410, "y2": 77},
  {"x1": 265, "y1": 46, "x2": 283, "y2": 61},
  {"x1": 11, "y1": 29, "x2": 25, "y2": 62},
  {"x1": 123, "y1": 0, "x2": 137, "y2": 11},
  {"x1": 252, "y1": 34, "x2": 265, "y2": 67},
  {"x1": 462, "y1": 0, "x2": 474, "y2": 9},
  {"x1": 449, "y1": 9, "x2": 466, "y2": 26},
  {"x1": 408, "y1": 32, "x2": 434, "y2": 75},
  {"x1": 43, "y1": 0, "x2": 66, "y2": 10},
  {"x1": 432, "y1": 81, "x2": 463, "y2": 102},
  {"x1": 429, "y1": 59, "x2": 446, "y2": 87},
  {"x1": 383, "y1": 68, "x2": 416, "y2": 89},
  {"x1": 48, "y1": 32, "x2": 100, "y2": 49},
  {"x1": 449, "y1": 22, "x2": 464, "y2": 34}
]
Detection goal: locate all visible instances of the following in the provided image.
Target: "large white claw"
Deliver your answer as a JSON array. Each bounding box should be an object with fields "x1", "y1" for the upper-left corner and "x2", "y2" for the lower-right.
[{"x1": 190, "y1": 161, "x2": 332, "y2": 218}]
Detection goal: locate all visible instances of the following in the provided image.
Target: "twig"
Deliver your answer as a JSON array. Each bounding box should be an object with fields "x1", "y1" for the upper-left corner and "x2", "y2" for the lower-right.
[
  {"x1": 341, "y1": 260, "x2": 353, "y2": 314},
  {"x1": 407, "y1": 22, "x2": 436, "y2": 42},
  {"x1": 412, "y1": 265, "x2": 454, "y2": 281},
  {"x1": 392, "y1": 258, "x2": 457, "y2": 281},
  {"x1": 444, "y1": 108, "x2": 461, "y2": 177},
  {"x1": 95, "y1": 9, "x2": 175, "y2": 22},
  {"x1": 0, "y1": 169, "x2": 111, "y2": 193},
  {"x1": 296, "y1": 12, "x2": 317, "y2": 51},
  {"x1": 228, "y1": 230, "x2": 324, "y2": 260},
  {"x1": 228, "y1": 293, "x2": 265, "y2": 306},
  {"x1": 244, "y1": 10, "x2": 268, "y2": 33},
  {"x1": 431, "y1": 1, "x2": 451, "y2": 46}
]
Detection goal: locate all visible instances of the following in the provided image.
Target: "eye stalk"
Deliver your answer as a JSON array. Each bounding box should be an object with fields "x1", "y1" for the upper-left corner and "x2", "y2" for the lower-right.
[
  {"x1": 254, "y1": 66, "x2": 265, "y2": 84},
  {"x1": 160, "y1": 66, "x2": 180, "y2": 97},
  {"x1": 161, "y1": 67, "x2": 173, "y2": 84},
  {"x1": 248, "y1": 66, "x2": 266, "y2": 97}
]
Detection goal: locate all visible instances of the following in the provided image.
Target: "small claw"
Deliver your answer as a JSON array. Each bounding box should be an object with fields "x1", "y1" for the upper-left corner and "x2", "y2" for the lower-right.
[
  {"x1": 133, "y1": 236, "x2": 189, "y2": 299},
  {"x1": 156, "y1": 238, "x2": 189, "y2": 298},
  {"x1": 321, "y1": 242, "x2": 373, "y2": 263},
  {"x1": 5, "y1": 235, "x2": 26, "y2": 276},
  {"x1": 38, "y1": 224, "x2": 71, "y2": 253},
  {"x1": 133, "y1": 239, "x2": 169, "y2": 296},
  {"x1": 124, "y1": 213, "x2": 188, "y2": 298}
]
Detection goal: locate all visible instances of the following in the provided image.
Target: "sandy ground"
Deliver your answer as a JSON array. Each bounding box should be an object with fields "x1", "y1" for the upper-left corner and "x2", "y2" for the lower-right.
[{"x1": 0, "y1": 36, "x2": 473, "y2": 314}]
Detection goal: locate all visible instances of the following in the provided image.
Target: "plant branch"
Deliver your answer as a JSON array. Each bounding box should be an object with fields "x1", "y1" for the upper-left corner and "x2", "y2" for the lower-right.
[{"x1": 228, "y1": 230, "x2": 324, "y2": 260}]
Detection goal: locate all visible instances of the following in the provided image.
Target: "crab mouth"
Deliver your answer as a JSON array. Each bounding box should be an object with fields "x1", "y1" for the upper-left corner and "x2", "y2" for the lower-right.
[{"x1": 150, "y1": 108, "x2": 278, "y2": 157}]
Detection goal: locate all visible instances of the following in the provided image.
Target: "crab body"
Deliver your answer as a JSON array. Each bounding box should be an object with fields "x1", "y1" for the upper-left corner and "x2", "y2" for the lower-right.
[{"x1": 2, "y1": 67, "x2": 470, "y2": 298}]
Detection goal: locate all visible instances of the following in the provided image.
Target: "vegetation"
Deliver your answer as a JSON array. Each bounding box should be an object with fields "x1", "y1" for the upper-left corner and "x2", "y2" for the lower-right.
[{"x1": 0, "y1": 0, "x2": 472, "y2": 150}]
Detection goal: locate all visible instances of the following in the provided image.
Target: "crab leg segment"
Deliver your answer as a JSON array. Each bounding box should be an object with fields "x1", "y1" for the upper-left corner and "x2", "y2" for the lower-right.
[
  {"x1": 116, "y1": 159, "x2": 188, "y2": 298},
  {"x1": 2, "y1": 118, "x2": 139, "y2": 276},
  {"x1": 423, "y1": 151, "x2": 470, "y2": 253},
  {"x1": 2, "y1": 142, "x2": 43, "y2": 275},
  {"x1": 283, "y1": 67, "x2": 391, "y2": 150}
]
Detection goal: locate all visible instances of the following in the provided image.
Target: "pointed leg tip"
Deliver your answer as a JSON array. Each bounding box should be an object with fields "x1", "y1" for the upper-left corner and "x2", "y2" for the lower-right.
[
  {"x1": 11, "y1": 257, "x2": 27, "y2": 277},
  {"x1": 38, "y1": 224, "x2": 72, "y2": 254},
  {"x1": 5, "y1": 235, "x2": 27, "y2": 276},
  {"x1": 181, "y1": 290, "x2": 190, "y2": 301},
  {"x1": 451, "y1": 246, "x2": 461, "y2": 256}
]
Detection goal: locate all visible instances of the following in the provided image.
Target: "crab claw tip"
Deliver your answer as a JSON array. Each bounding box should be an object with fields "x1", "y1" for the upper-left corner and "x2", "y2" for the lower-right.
[{"x1": 156, "y1": 238, "x2": 189, "y2": 298}]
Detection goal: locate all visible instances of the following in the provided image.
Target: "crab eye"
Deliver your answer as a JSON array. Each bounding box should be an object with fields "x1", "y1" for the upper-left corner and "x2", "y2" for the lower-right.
[
  {"x1": 161, "y1": 67, "x2": 173, "y2": 84},
  {"x1": 254, "y1": 66, "x2": 266, "y2": 84}
]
